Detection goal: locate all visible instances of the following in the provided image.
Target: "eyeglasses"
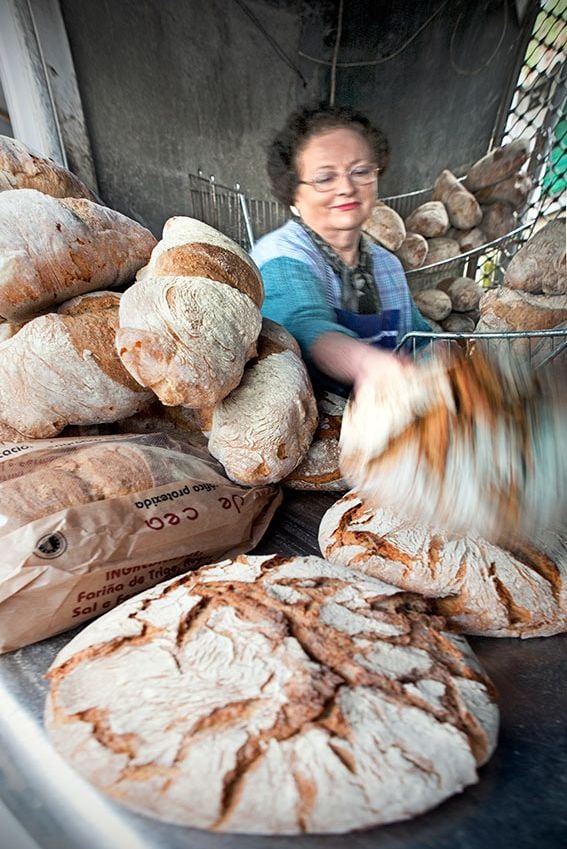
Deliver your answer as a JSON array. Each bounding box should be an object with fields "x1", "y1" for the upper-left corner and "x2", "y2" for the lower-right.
[{"x1": 298, "y1": 165, "x2": 379, "y2": 193}]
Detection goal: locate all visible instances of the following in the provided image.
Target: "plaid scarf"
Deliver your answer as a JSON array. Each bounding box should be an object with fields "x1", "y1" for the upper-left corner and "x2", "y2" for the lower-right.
[{"x1": 297, "y1": 218, "x2": 381, "y2": 314}]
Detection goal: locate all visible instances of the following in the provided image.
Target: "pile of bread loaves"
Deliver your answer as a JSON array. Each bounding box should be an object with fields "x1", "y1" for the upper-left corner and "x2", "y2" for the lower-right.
[
  {"x1": 362, "y1": 137, "x2": 540, "y2": 333},
  {"x1": 363, "y1": 137, "x2": 532, "y2": 271},
  {"x1": 4, "y1": 135, "x2": 564, "y2": 838},
  {"x1": 476, "y1": 217, "x2": 567, "y2": 335},
  {"x1": 0, "y1": 135, "x2": 329, "y2": 488}
]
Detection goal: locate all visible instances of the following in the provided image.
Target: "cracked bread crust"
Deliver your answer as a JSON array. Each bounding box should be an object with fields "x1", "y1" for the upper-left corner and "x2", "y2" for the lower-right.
[
  {"x1": 319, "y1": 492, "x2": 567, "y2": 638},
  {"x1": 136, "y1": 216, "x2": 264, "y2": 307},
  {"x1": 207, "y1": 347, "x2": 318, "y2": 485},
  {"x1": 0, "y1": 291, "x2": 152, "y2": 438},
  {"x1": 45, "y1": 554, "x2": 498, "y2": 834}
]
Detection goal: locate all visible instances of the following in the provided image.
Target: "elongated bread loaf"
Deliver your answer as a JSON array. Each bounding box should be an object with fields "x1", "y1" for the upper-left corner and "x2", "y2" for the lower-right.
[
  {"x1": 0, "y1": 291, "x2": 152, "y2": 437},
  {"x1": 45, "y1": 553, "x2": 498, "y2": 833},
  {"x1": 207, "y1": 319, "x2": 317, "y2": 484},
  {"x1": 432, "y1": 170, "x2": 482, "y2": 230},
  {"x1": 0, "y1": 135, "x2": 97, "y2": 200},
  {"x1": 0, "y1": 189, "x2": 156, "y2": 320},
  {"x1": 0, "y1": 441, "x2": 156, "y2": 533},
  {"x1": 463, "y1": 138, "x2": 531, "y2": 192}
]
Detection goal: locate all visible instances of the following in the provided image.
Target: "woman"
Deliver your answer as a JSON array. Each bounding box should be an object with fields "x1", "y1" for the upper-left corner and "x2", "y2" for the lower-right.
[{"x1": 250, "y1": 103, "x2": 431, "y2": 392}]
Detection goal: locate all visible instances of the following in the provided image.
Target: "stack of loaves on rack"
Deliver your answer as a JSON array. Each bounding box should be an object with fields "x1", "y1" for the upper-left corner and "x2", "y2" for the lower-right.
[
  {"x1": 0, "y1": 134, "x2": 353, "y2": 490},
  {"x1": 362, "y1": 137, "x2": 566, "y2": 334}
]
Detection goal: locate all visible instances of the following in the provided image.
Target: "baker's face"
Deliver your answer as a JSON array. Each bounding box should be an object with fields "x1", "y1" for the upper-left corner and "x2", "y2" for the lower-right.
[{"x1": 293, "y1": 128, "x2": 377, "y2": 240}]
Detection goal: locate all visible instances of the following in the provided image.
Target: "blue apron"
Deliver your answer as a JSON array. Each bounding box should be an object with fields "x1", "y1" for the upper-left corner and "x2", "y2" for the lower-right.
[
  {"x1": 313, "y1": 307, "x2": 401, "y2": 396},
  {"x1": 334, "y1": 307, "x2": 400, "y2": 351}
]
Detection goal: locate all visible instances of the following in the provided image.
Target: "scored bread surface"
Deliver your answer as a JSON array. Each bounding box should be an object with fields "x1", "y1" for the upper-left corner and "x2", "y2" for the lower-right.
[
  {"x1": 0, "y1": 135, "x2": 97, "y2": 200},
  {"x1": 207, "y1": 348, "x2": 317, "y2": 485},
  {"x1": 137, "y1": 215, "x2": 264, "y2": 307},
  {"x1": 319, "y1": 492, "x2": 567, "y2": 638},
  {"x1": 45, "y1": 553, "x2": 498, "y2": 835}
]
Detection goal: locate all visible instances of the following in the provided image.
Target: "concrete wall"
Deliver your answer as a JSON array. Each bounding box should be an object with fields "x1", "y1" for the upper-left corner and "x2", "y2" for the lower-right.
[
  {"x1": 58, "y1": 0, "x2": 537, "y2": 236},
  {"x1": 331, "y1": 0, "x2": 538, "y2": 195},
  {"x1": 59, "y1": 0, "x2": 326, "y2": 234}
]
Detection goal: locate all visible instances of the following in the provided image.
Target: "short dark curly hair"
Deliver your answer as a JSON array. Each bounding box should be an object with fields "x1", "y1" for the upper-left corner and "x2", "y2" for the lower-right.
[{"x1": 267, "y1": 102, "x2": 389, "y2": 207}]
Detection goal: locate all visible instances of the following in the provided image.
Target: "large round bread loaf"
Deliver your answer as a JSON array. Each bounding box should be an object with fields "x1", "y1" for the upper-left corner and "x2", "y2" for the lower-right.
[
  {"x1": 45, "y1": 553, "x2": 498, "y2": 834},
  {"x1": 319, "y1": 492, "x2": 567, "y2": 638},
  {"x1": 477, "y1": 286, "x2": 567, "y2": 332},
  {"x1": 0, "y1": 189, "x2": 156, "y2": 320},
  {"x1": 504, "y1": 219, "x2": 566, "y2": 295},
  {"x1": 339, "y1": 350, "x2": 567, "y2": 543},
  {"x1": 0, "y1": 291, "x2": 152, "y2": 438}
]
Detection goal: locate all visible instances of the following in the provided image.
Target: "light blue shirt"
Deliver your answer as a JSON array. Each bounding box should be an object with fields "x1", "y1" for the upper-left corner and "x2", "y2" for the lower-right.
[{"x1": 251, "y1": 219, "x2": 430, "y2": 360}]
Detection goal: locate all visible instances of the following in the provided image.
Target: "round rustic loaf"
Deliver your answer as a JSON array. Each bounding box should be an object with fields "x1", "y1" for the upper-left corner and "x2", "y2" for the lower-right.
[
  {"x1": 450, "y1": 226, "x2": 486, "y2": 252},
  {"x1": 45, "y1": 553, "x2": 498, "y2": 834},
  {"x1": 339, "y1": 349, "x2": 567, "y2": 543},
  {"x1": 394, "y1": 231, "x2": 429, "y2": 269},
  {"x1": 477, "y1": 286, "x2": 567, "y2": 332},
  {"x1": 362, "y1": 202, "x2": 406, "y2": 251},
  {"x1": 421, "y1": 237, "x2": 461, "y2": 268},
  {"x1": 284, "y1": 391, "x2": 348, "y2": 491},
  {"x1": 319, "y1": 492, "x2": 567, "y2": 638},
  {"x1": 480, "y1": 202, "x2": 516, "y2": 241},
  {"x1": 0, "y1": 291, "x2": 152, "y2": 438},
  {"x1": 504, "y1": 219, "x2": 566, "y2": 295},
  {"x1": 405, "y1": 201, "x2": 449, "y2": 238}
]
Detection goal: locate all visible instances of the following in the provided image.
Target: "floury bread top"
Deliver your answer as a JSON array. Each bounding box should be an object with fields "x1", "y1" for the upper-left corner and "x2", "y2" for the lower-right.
[{"x1": 45, "y1": 553, "x2": 498, "y2": 834}]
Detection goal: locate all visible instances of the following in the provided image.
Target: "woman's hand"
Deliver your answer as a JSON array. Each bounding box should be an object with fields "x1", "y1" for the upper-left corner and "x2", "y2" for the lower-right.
[{"x1": 310, "y1": 331, "x2": 414, "y2": 390}]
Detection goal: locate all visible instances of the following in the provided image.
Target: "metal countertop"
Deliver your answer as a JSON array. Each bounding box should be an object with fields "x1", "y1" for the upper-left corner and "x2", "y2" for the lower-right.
[{"x1": 0, "y1": 491, "x2": 566, "y2": 849}]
